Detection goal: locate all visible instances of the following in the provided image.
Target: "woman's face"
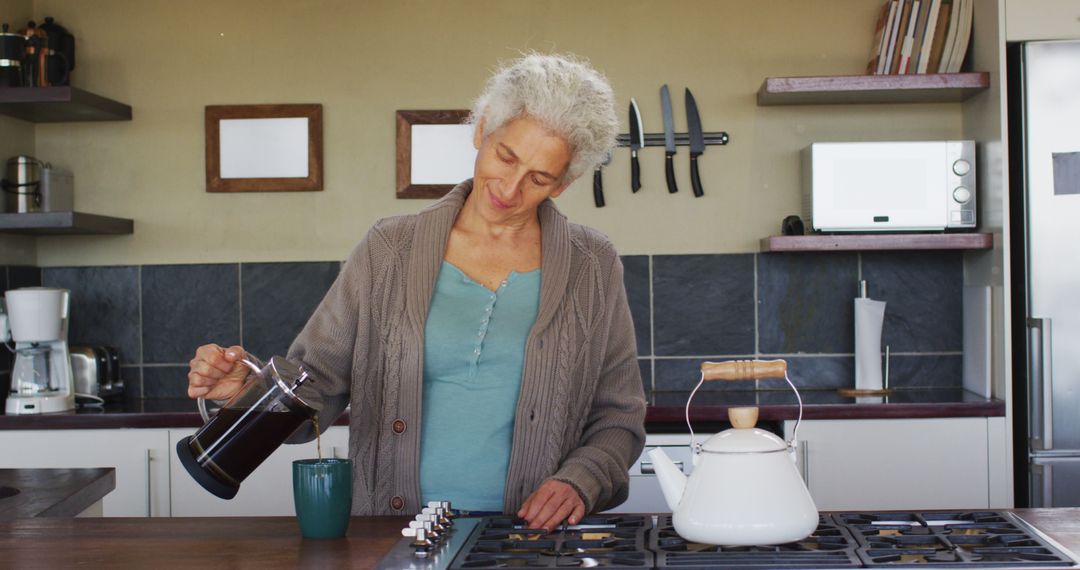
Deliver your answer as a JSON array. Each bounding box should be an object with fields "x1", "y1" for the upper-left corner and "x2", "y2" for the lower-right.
[{"x1": 471, "y1": 115, "x2": 573, "y2": 225}]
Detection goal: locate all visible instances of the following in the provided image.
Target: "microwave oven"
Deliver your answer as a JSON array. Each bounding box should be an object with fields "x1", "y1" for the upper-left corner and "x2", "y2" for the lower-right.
[{"x1": 802, "y1": 141, "x2": 976, "y2": 232}]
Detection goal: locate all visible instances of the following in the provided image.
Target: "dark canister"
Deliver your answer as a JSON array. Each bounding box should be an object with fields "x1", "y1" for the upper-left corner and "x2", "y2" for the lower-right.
[
  {"x1": 38, "y1": 17, "x2": 73, "y2": 86},
  {"x1": 0, "y1": 23, "x2": 25, "y2": 87}
]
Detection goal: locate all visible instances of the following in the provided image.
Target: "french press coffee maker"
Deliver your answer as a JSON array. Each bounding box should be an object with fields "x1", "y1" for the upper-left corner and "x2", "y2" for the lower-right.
[{"x1": 176, "y1": 355, "x2": 317, "y2": 500}]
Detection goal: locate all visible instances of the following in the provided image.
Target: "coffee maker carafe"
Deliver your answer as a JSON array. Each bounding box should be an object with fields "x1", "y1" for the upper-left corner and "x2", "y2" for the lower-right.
[
  {"x1": 3, "y1": 287, "x2": 75, "y2": 415},
  {"x1": 176, "y1": 355, "x2": 317, "y2": 499}
]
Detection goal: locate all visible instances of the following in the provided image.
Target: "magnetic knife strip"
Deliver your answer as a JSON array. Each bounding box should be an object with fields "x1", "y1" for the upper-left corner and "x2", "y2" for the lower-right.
[{"x1": 616, "y1": 131, "x2": 729, "y2": 147}]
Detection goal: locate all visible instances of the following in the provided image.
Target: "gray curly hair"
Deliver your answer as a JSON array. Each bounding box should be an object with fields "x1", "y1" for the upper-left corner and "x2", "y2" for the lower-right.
[{"x1": 469, "y1": 53, "x2": 618, "y2": 183}]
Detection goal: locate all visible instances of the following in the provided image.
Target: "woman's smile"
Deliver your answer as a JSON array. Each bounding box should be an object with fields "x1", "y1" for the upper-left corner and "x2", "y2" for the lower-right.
[{"x1": 468, "y1": 116, "x2": 572, "y2": 227}]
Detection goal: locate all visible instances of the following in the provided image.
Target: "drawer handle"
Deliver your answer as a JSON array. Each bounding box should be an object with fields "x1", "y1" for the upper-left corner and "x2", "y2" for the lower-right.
[{"x1": 640, "y1": 460, "x2": 683, "y2": 475}]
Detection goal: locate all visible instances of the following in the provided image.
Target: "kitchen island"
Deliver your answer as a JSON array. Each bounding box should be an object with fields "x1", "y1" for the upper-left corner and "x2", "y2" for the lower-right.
[
  {"x1": 0, "y1": 468, "x2": 115, "y2": 519},
  {"x1": 0, "y1": 509, "x2": 1076, "y2": 569}
]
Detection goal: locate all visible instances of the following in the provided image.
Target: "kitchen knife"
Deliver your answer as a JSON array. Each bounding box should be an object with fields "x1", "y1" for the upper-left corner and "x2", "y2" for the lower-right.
[
  {"x1": 685, "y1": 88, "x2": 706, "y2": 198},
  {"x1": 660, "y1": 85, "x2": 679, "y2": 194},
  {"x1": 593, "y1": 152, "x2": 611, "y2": 207},
  {"x1": 629, "y1": 98, "x2": 644, "y2": 193}
]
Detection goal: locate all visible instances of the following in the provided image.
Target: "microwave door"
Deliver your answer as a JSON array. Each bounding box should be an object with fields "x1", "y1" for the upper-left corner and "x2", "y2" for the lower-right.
[{"x1": 813, "y1": 142, "x2": 948, "y2": 231}]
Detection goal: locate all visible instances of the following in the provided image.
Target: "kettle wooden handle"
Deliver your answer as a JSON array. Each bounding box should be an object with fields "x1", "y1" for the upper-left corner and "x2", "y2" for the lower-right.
[{"x1": 701, "y1": 359, "x2": 787, "y2": 381}]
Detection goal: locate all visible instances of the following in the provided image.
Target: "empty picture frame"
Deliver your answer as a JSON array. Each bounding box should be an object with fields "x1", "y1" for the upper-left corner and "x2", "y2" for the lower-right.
[
  {"x1": 396, "y1": 110, "x2": 474, "y2": 198},
  {"x1": 206, "y1": 104, "x2": 323, "y2": 192}
]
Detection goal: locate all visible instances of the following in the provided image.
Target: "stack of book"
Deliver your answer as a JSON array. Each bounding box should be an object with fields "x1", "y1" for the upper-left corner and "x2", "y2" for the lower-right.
[{"x1": 866, "y1": 0, "x2": 974, "y2": 75}]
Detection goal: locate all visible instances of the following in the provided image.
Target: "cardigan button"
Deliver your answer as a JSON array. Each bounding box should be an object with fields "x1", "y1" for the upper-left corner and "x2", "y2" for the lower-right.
[
  {"x1": 390, "y1": 496, "x2": 404, "y2": 511},
  {"x1": 392, "y1": 419, "x2": 407, "y2": 434}
]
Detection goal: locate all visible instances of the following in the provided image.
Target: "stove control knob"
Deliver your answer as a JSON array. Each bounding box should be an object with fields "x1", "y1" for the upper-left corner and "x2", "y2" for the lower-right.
[
  {"x1": 409, "y1": 528, "x2": 433, "y2": 558},
  {"x1": 428, "y1": 513, "x2": 447, "y2": 535},
  {"x1": 421, "y1": 509, "x2": 448, "y2": 531}
]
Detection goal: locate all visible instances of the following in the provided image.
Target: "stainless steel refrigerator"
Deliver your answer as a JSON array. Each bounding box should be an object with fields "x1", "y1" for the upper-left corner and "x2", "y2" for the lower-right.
[{"x1": 1009, "y1": 39, "x2": 1080, "y2": 508}]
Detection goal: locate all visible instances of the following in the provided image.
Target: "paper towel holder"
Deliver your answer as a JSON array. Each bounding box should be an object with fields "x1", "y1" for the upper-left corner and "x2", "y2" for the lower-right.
[
  {"x1": 840, "y1": 278, "x2": 893, "y2": 398},
  {"x1": 839, "y1": 345, "x2": 893, "y2": 397}
]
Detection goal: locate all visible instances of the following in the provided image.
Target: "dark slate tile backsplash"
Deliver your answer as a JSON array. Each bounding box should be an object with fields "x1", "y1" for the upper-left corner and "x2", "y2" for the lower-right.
[
  {"x1": 862, "y1": 252, "x2": 963, "y2": 353},
  {"x1": 758, "y1": 253, "x2": 858, "y2": 354},
  {"x1": 621, "y1": 256, "x2": 651, "y2": 357},
  {"x1": 142, "y1": 264, "x2": 241, "y2": 364},
  {"x1": 42, "y1": 266, "x2": 141, "y2": 365},
  {"x1": 653, "y1": 254, "x2": 755, "y2": 356},
  {"x1": 241, "y1": 262, "x2": 341, "y2": 359},
  {"x1": 1, "y1": 250, "x2": 965, "y2": 402}
]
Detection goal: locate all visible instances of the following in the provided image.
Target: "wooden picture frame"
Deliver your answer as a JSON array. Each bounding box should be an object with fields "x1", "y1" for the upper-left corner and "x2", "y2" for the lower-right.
[
  {"x1": 205, "y1": 104, "x2": 323, "y2": 193},
  {"x1": 396, "y1": 110, "x2": 472, "y2": 199}
]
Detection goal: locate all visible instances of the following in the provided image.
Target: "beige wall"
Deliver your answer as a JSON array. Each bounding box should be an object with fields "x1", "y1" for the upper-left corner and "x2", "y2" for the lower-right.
[
  {"x1": 25, "y1": 0, "x2": 964, "y2": 266},
  {"x1": 0, "y1": 0, "x2": 36, "y2": 265}
]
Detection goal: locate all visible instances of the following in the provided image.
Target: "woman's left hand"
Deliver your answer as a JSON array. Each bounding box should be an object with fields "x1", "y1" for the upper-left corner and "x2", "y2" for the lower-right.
[{"x1": 517, "y1": 479, "x2": 586, "y2": 532}]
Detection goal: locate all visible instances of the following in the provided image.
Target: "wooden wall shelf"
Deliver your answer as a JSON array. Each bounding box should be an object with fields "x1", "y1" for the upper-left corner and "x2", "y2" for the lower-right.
[
  {"x1": 0, "y1": 86, "x2": 132, "y2": 122},
  {"x1": 757, "y1": 72, "x2": 990, "y2": 106},
  {"x1": 0, "y1": 212, "x2": 133, "y2": 235},
  {"x1": 760, "y1": 232, "x2": 993, "y2": 252}
]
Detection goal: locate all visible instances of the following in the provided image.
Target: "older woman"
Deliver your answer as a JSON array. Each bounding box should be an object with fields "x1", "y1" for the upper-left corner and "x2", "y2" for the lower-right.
[{"x1": 186, "y1": 53, "x2": 646, "y2": 531}]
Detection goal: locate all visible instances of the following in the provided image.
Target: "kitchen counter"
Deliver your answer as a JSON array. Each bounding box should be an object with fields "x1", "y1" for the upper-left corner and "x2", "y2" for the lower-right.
[
  {"x1": 0, "y1": 509, "x2": 1074, "y2": 569},
  {"x1": 0, "y1": 388, "x2": 1003, "y2": 430},
  {"x1": 648, "y1": 387, "x2": 1005, "y2": 424},
  {"x1": 0, "y1": 468, "x2": 115, "y2": 519}
]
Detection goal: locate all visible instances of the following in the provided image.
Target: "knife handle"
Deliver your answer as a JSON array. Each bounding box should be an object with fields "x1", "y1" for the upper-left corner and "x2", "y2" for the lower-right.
[
  {"x1": 665, "y1": 153, "x2": 678, "y2": 194},
  {"x1": 690, "y1": 155, "x2": 704, "y2": 198},
  {"x1": 630, "y1": 151, "x2": 641, "y2": 193},
  {"x1": 593, "y1": 167, "x2": 605, "y2": 208}
]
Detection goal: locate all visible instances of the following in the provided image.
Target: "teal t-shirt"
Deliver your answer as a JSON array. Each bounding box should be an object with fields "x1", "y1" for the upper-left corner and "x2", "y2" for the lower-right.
[{"x1": 419, "y1": 261, "x2": 541, "y2": 511}]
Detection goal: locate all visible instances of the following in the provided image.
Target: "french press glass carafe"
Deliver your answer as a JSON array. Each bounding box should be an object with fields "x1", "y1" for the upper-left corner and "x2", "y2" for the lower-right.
[{"x1": 176, "y1": 355, "x2": 317, "y2": 500}]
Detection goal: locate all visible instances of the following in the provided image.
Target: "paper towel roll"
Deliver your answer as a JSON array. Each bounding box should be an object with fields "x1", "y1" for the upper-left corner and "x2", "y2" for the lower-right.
[{"x1": 854, "y1": 297, "x2": 886, "y2": 391}]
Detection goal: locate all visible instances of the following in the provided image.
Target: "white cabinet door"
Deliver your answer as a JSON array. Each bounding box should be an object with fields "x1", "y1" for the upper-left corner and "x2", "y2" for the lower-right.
[
  {"x1": 786, "y1": 418, "x2": 990, "y2": 511},
  {"x1": 0, "y1": 429, "x2": 172, "y2": 517},
  {"x1": 169, "y1": 426, "x2": 349, "y2": 517}
]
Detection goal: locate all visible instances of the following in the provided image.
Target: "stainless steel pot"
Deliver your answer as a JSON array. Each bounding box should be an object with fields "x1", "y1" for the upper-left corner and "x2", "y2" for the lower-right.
[{"x1": 2, "y1": 155, "x2": 45, "y2": 213}]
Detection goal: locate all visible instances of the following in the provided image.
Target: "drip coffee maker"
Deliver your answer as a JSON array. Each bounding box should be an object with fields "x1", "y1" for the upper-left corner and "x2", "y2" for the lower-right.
[
  {"x1": 176, "y1": 355, "x2": 317, "y2": 499},
  {"x1": 2, "y1": 287, "x2": 75, "y2": 415}
]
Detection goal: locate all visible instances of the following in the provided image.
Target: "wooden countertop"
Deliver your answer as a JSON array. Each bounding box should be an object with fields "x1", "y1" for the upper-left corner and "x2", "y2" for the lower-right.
[
  {"x1": 0, "y1": 509, "x2": 1075, "y2": 569},
  {"x1": 0, "y1": 388, "x2": 1004, "y2": 430},
  {"x1": 0, "y1": 468, "x2": 116, "y2": 519}
]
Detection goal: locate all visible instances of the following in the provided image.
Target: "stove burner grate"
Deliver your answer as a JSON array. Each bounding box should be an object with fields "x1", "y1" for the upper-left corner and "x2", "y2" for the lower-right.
[
  {"x1": 434, "y1": 511, "x2": 1076, "y2": 569},
  {"x1": 450, "y1": 515, "x2": 654, "y2": 569},
  {"x1": 839, "y1": 511, "x2": 1076, "y2": 567},
  {"x1": 651, "y1": 515, "x2": 863, "y2": 568}
]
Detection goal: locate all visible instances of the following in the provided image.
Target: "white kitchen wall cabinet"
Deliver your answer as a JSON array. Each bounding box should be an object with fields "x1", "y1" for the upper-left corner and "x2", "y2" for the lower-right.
[
  {"x1": 0, "y1": 429, "x2": 171, "y2": 517},
  {"x1": 1005, "y1": 0, "x2": 1080, "y2": 41},
  {"x1": 168, "y1": 426, "x2": 348, "y2": 517},
  {"x1": 785, "y1": 417, "x2": 1009, "y2": 510}
]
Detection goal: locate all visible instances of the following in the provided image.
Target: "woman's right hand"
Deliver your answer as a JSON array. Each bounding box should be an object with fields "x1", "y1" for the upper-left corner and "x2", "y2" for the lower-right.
[{"x1": 187, "y1": 343, "x2": 249, "y2": 401}]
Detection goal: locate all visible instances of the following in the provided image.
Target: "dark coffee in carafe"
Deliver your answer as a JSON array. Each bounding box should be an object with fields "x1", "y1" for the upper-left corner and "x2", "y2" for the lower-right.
[{"x1": 176, "y1": 355, "x2": 316, "y2": 500}]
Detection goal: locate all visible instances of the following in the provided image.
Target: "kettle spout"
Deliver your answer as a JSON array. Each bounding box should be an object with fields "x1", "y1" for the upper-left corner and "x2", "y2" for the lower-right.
[{"x1": 647, "y1": 448, "x2": 686, "y2": 512}]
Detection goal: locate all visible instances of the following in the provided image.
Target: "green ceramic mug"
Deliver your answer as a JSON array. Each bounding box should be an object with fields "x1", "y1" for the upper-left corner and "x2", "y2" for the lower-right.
[{"x1": 293, "y1": 458, "x2": 353, "y2": 539}]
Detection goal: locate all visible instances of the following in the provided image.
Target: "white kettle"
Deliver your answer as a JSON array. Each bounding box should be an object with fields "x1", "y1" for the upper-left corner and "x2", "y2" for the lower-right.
[{"x1": 648, "y1": 359, "x2": 819, "y2": 546}]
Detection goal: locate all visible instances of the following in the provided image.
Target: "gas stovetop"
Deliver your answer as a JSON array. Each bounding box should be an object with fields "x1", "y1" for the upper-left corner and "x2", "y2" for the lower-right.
[{"x1": 376, "y1": 511, "x2": 1078, "y2": 569}]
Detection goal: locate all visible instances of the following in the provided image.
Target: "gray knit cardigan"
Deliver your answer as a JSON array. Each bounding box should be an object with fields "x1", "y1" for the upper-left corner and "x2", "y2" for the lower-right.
[{"x1": 286, "y1": 180, "x2": 647, "y2": 516}]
